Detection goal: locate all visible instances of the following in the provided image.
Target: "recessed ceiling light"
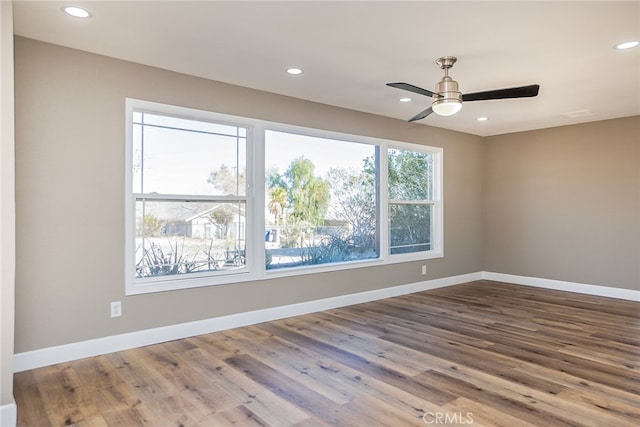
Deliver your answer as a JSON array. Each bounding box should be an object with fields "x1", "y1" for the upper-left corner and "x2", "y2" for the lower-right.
[
  {"x1": 399, "y1": 97, "x2": 412, "y2": 102},
  {"x1": 477, "y1": 117, "x2": 488, "y2": 121},
  {"x1": 286, "y1": 68, "x2": 303, "y2": 75},
  {"x1": 63, "y1": 6, "x2": 91, "y2": 18},
  {"x1": 615, "y1": 41, "x2": 639, "y2": 50}
]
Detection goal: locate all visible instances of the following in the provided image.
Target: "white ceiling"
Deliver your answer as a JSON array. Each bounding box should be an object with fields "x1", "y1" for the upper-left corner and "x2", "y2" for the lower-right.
[{"x1": 12, "y1": 0, "x2": 640, "y2": 136}]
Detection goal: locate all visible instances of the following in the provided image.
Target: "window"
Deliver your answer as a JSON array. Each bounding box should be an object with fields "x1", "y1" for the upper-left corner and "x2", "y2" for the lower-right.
[
  {"x1": 388, "y1": 148, "x2": 436, "y2": 255},
  {"x1": 126, "y1": 99, "x2": 442, "y2": 294},
  {"x1": 126, "y1": 100, "x2": 250, "y2": 293},
  {"x1": 264, "y1": 130, "x2": 378, "y2": 270}
]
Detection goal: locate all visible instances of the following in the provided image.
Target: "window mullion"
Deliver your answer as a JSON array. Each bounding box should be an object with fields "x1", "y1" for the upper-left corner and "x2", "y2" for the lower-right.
[
  {"x1": 251, "y1": 122, "x2": 265, "y2": 277},
  {"x1": 388, "y1": 199, "x2": 436, "y2": 205},
  {"x1": 378, "y1": 143, "x2": 389, "y2": 260},
  {"x1": 134, "y1": 193, "x2": 246, "y2": 203}
]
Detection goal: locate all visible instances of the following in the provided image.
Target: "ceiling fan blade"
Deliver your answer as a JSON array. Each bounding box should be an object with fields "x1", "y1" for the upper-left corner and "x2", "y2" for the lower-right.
[
  {"x1": 408, "y1": 106, "x2": 434, "y2": 122},
  {"x1": 462, "y1": 84, "x2": 540, "y2": 102},
  {"x1": 387, "y1": 82, "x2": 435, "y2": 98}
]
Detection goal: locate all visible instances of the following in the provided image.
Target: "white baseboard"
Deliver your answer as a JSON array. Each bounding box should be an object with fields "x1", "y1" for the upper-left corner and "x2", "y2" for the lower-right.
[
  {"x1": 482, "y1": 272, "x2": 640, "y2": 301},
  {"x1": 14, "y1": 271, "x2": 637, "y2": 372},
  {"x1": 13, "y1": 272, "x2": 482, "y2": 372},
  {"x1": 0, "y1": 400, "x2": 17, "y2": 427}
]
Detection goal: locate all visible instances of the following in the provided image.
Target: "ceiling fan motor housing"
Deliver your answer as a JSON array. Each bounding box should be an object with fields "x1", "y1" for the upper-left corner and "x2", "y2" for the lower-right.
[{"x1": 433, "y1": 76, "x2": 462, "y2": 116}]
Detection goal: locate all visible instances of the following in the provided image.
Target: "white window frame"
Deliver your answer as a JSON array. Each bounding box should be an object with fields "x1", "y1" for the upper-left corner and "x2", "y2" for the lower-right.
[
  {"x1": 125, "y1": 99, "x2": 443, "y2": 295},
  {"x1": 386, "y1": 143, "x2": 443, "y2": 261},
  {"x1": 125, "y1": 99, "x2": 259, "y2": 295}
]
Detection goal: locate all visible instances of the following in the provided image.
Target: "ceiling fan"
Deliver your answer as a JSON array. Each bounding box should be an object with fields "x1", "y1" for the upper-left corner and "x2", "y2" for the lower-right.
[{"x1": 387, "y1": 56, "x2": 540, "y2": 122}]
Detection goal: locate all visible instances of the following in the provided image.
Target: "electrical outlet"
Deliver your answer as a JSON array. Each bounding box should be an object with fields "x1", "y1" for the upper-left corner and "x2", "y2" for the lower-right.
[
  {"x1": 421, "y1": 265, "x2": 427, "y2": 275},
  {"x1": 110, "y1": 301, "x2": 122, "y2": 318}
]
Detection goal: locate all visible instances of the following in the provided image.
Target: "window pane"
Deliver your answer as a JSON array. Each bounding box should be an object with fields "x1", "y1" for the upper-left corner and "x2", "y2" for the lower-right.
[
  {"x1": 135, "y1": 199, "x2": 246, "y2": 279},
  {"x1": 265, "y1": 130, "x2": 378, "y2": 269},
  {"x1": 389, "y1": 203, "x2": 432, "y2": 254},
  {"x1": 388, "y1": 149, "x2": 433, "y2": 200},
  {"x1": 139, "y1": 117, "x2": 246, "y2": 196}
]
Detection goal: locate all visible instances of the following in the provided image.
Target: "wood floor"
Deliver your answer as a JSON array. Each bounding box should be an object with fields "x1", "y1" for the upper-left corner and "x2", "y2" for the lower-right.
[{"x1": 14, "y1": 280, "x2": 640, "y2": 426}]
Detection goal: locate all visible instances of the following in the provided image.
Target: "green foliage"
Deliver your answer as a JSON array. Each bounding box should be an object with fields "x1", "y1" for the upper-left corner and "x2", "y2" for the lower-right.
[
  {"x1": 387, "y1": 149, "x2": 433, "y2": 200},
  {"x1": 266, "y1": 157, "x2": 330, "y2": 249},
  {"x1": 389, "y1": 203, "x2": 431, "y2": 253},
  {"x1": 284, "y1": 157, "x2": 330, "y2": 225},
  {"x1": 387, "y1": 149, "x2": 433, "y2": 253},
  {"x1": 266, "y1": 166, "x2": 286, "y2": 190},
  {"x1": 267, "y1": 187, "x2": 288, "y2": 225},
  {"x1": 143, "y1": 214, "x2": 162, "y2": 237}
]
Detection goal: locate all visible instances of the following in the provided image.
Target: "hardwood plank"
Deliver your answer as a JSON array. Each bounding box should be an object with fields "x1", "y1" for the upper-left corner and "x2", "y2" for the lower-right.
[
  {"x1": 93, "y1": 382, "x2": 156, "y2": 425},
  {"x1": 416, "y1": 369, "x2": 583, "y2": 426},
  {"x1": 444, "y1": 397, "x2": 540, "y2": 427},
  {"x1": 224, "y1": 353, "x2": 348, "y2": 425},
  {"x1": 106, "y1": 357, "x2": 178, "y2": 405},
  {"x1": 341, "y1": 394, "x2": 425, "y2": 426},
  {"x1": 513, "y1": 362, "x2": 640, "y2": 409},
  {"x1": 14, "y1": 280, "x2": 640, "y2": 426},
  {"x1": 14, "y1": 371, "x2": 52, "y2": 427},
  {"x1": 224, "y1": 326, "x2": 451, "y2": 420},
  {"x1": 72, "y1": 355, "x2": 124, "y2": 392},
  {"x1": 33, "y1": 364, "x2": 100, "y2": 426},
  {"x1": 555, "y1": 387, "x2": 640, "y2": 425},
  {"x1": 257, "y1": 321, "x2": 459, "y2": 407},
  {"x1": 199, "y1": 404, "x2": 269, "y2": 427},
  {"x1": 488, "y1": 342, "x2": 639, "y2": 393},
  {"x1": 176, "y1": 347, "x2": 311, "y2": 426},
  {"x1": 424, "y1": 361, "x2": 635, "y2": 427},
  {"x1": 221, "y1": 327, "x2": 357, "y2": 404}
]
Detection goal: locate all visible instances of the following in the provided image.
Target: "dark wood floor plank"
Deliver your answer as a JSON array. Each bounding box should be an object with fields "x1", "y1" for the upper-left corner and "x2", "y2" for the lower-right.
[{"x1": 14, "y1": 280, "x2": 640, "y2": 426}]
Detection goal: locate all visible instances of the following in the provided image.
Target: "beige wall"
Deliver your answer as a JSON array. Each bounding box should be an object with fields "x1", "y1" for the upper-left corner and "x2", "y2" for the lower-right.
[
  {"x1": 484, "y1": 117, "x2": 640, "y2": 290},
  {"x1": 14, "y1": 37, "x2": 484, "y2": 353}
]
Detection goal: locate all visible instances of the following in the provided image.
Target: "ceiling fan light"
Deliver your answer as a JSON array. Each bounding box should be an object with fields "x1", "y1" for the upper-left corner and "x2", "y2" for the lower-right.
[{"x1": 432, "y1": 99, "x2": 462, "y2": 116}]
